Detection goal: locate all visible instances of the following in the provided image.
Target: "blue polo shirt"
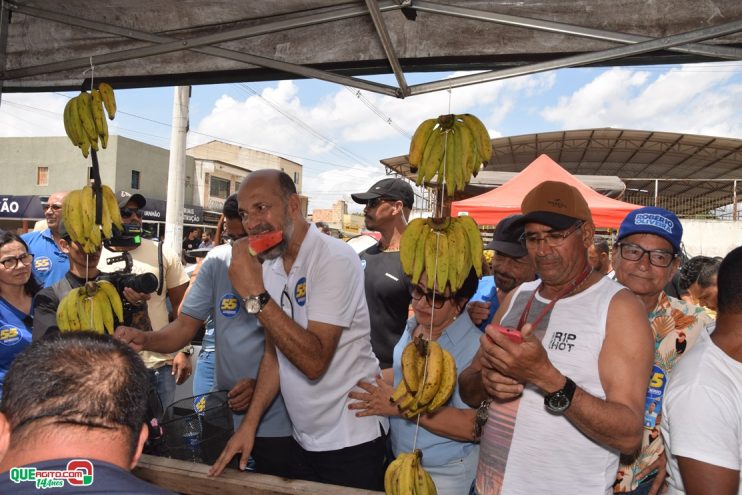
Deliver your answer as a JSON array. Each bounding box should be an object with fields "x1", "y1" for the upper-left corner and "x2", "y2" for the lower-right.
[
  {"x1": 21, "y1": 229, "x2": 68, "y2": 288},
  {"x1": 0, "y1": 297, "x2": 33, "y2": 399},
  {"x1": 390, "y1": 312, "x2": 481, "y2": 468}
]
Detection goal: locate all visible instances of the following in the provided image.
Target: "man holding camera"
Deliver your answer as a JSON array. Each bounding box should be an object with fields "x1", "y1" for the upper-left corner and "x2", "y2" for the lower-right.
[
  {"x1": 97, "y1": 192, "x2": 191, "y2": 410},
  {"x1": 32, "y1": 219, "x2": 151, "y2": 340}
]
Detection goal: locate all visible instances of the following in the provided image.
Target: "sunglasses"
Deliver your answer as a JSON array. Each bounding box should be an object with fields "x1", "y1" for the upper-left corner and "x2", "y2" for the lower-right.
[
  {"x1": 120, "y1": 208, "x2": 143, "y2": 219},
  {"x1": 42, "y1": 203, "x2": 63, "y2": 211},
  {"x1": 366, "y1": 197, "x2": 396, "y2": 209}
]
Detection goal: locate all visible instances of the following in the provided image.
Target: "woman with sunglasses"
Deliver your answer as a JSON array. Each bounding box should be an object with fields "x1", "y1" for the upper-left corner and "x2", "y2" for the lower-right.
[
  {"x1": 0, "y1": 231, "x2": 41, "y2": 399},
  {"x1": 349, "y1": 267, "x2": 482, "y2": 494}
]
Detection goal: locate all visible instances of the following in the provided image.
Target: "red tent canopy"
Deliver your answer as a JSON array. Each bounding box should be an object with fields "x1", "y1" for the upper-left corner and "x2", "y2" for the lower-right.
[{"x1": 451, "y1": 154, "x2": 641, "y2": 228}]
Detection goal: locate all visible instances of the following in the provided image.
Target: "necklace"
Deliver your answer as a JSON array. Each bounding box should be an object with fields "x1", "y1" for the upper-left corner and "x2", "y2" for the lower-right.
[{"x1": 517, "y1": 263, "x2": 593, "y2": 331}]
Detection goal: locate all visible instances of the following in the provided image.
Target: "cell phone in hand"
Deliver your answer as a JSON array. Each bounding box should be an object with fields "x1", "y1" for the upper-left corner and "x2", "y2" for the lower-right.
[{"x1": 487, "y1": 324, "x2": 523, "y2": 345}]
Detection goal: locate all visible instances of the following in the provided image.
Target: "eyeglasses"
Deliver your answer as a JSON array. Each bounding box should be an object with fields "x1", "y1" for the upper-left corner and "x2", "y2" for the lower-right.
[
  {"x1": 41, "y1": 203, "x2": 62, "y2": 211},
  {"x1": 617, "y1": 242, "x2": 676, "y2": 268},
  {"x1": 0, "y1": 253, "x2": 33, "y2": 269},
  {"x1": 409, "y1": 284, "x2": 453, "y2": 309},
  {"x1": 366, "y1": 197, "x2": 394, "y2": 209},
  {"x1": 520, "y1": 221, "x2": 583, "y2": 248},
  {"x1": 120, "y1": 208, "x2": 143, "y2": 219}
]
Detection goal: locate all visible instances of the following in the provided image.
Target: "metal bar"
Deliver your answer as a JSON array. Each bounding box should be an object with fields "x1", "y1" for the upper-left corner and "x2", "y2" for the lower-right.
[
  {"x1": 409, "y1": 16, "x2": 742, "y2": 96},
  {"x1": 0, "y1": 0, "x2": 10, "y2": 104},
  {"x1": 654, "y1": 179, "x2": 659, "y2": 206},
  {"x1": 364, "y1": 0, "x2": 409, "y2": 96},
  {"x1": 2, "y1": 1, "x2": 401, "y2": 97},
  {"x1": 412, "y1": 0, "x2": 742, "y2": 60},
  {"x1": 733, "y1": 180, "x2": 738, "y2": 221}
]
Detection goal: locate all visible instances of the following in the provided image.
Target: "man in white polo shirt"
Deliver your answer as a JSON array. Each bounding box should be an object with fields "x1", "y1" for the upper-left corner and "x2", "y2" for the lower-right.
[{"x1": 209, "y1": 169, "x2": 387, "y2": 490}]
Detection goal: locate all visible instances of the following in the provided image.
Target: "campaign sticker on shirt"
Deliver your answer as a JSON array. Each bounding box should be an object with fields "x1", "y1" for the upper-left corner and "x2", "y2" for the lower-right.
[
  {"x1": 0, "y1": 325, "x2": 21, "y2": 346},
  {"x1": 294, "y1": 277, "x2": 307, "y2": 306},
  {"x1": 643, "y1": 364, "x2": 666, "y2": 429},
  {"x1": 361, "y1": 259, "x2": 367, "y2": 270},
  {"x1": 219, "y1": 293, "x2": 241, "y2": 318},
  {"x1": 34, "y1": 255, "x2": 51, "y2": 273}
]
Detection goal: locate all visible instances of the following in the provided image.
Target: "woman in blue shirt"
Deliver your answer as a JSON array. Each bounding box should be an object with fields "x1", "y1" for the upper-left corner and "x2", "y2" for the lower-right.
[
  {"x1": 0, "y1": 231, "x2": 40, "y2": 399},
  {"x1": 349, "y1": 267, "x2": 481, "y2": 495}
]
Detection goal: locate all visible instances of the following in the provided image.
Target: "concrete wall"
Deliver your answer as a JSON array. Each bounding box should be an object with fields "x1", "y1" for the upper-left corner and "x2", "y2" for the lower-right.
[{"x1": 681, "y1": 220, "x2": 742, "y2": 258}]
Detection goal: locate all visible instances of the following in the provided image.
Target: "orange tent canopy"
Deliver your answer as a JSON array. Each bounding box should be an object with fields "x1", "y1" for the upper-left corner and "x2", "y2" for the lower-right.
[{"x1": 450, "y1": 154, "x2": 641, "y2": 229}]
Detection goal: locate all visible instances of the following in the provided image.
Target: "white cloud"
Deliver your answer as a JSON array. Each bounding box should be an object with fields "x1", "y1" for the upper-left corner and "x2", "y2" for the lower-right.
[
  {"x1": 0, "y1": 93, "x2": 68, "y2": 137},
  {"x1": 540, "y1": 64, "x2": 742, "y2": 137}
]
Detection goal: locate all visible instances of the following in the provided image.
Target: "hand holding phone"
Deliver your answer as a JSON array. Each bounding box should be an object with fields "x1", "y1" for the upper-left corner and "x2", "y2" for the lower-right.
[{"x1": 487, "y1": 324, "x2": 523, "y2": 345}]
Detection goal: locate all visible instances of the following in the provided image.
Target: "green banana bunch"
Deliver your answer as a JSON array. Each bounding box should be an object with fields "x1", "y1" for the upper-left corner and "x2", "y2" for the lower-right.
[
  {"x1": 62, "y1": 184, "x2": 124, "y2": 254},
  {"x1": 63, "y1": 83, "x2": 117, "y2": 158},
  {"x1": 56, "y1": 281, "x2": 124, "y2": 335},
  {"x1": 384, "y1": 449, "x2": 437, "y2": 495},
  {"x1": 408, "y1": 113, "x2": 492, "y2": 196},
  {"x1": 400, "y1": 216, "x2": 483, "y2": 292}
]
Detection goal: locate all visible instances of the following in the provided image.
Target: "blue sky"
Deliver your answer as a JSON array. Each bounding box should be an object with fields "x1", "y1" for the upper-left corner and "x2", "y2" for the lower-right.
[{"x1": 1, "y1": 62, "x2": 741, "y2": 212}]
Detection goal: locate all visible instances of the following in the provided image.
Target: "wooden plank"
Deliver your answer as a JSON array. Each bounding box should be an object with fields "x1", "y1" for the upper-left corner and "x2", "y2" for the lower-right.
[{"x1": 133, "y1": 455, "x2": 384, "y2": 495}]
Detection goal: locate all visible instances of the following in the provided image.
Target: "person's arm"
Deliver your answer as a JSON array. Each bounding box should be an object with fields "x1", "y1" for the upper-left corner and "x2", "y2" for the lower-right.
[
  {"x1": 678, "y1": 457, "x2": 739, "y2": 495},
  {"x1": 227, "y1": 237, "x2": 344, "y2": 379},
  {"x1": 115, "y1": 313, "x2": 203, "y2": 353},
  {"x1": 482, "y1": 288, "x2": 653, "y2": 454},
  {"x1": 167, "y1": 282, "x2": 189, "y2": 318},
  {"x1": 209, "y1": 334, "x2": 281, "y2": 476}
]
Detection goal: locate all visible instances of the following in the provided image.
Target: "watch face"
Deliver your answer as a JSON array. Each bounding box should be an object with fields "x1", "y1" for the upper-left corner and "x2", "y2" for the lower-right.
[
  {"x1": 246, "y1": 298, "x2": 261, "y2": 313},
  {"x1": 548, "y1": 393, "x2": 570, "y2": 413}
]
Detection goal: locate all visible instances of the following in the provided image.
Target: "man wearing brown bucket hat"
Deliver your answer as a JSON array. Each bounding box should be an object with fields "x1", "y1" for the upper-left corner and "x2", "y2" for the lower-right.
[{"x1": 460, "y1": 181, "x2": 653, "y2": 494}]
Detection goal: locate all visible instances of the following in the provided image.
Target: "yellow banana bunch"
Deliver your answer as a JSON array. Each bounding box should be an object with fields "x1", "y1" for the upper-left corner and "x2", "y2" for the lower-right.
[
  {"x1": 63, "y1": 184, "x2": 124, "y2": 253},
  {"x1": 408, "y1": 113, "x2": 491, "y2": 196},
  {"x1": 385, "y1": 449, "x2": 437, "y2": 495},
  {"x1": 400, "y1": 216, "x2": 483, "y2": 292},
  {"x1": 63, "y1": 83, "x2": 116, "y2": 158},
  {"x1": 390, "y1": 336, "x2": 457, "y2": 418},
  {"x1": 56, "y1": 281, "x2": 124, "y2": 335}
]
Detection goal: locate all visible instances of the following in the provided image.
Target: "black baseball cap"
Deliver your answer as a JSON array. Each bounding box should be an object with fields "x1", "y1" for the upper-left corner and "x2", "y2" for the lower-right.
[
  {"x1": 351, "y1": 178, "x2": 414, "y2": 209},
  {"x1": 484, "y1": 214, "x2": 528, "y2": 258},
  {"x1": 118, "y1": 191, "x2": 146, "y2": 209}
]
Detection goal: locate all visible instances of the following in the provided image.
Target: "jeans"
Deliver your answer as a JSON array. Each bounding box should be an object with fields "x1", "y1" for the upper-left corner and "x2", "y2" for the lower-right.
[
  {"x1": 425, "y1": 446, "x2": 479, "y2": 495},
  {"x1": 148, "y1": 364, "x2": 176, "y2": 412},
  {"x1": 192, "y1": 349, "x2": 215, "y2": 397}
]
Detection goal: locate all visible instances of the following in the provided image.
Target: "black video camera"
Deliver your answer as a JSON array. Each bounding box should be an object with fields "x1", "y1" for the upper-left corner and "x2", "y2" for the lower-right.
[
  {"x1": 104, "y1": 223, "x2": 143, "y2": 249},
  {"x1": 101, "y1": 252, "x2": 159, "y2": 326}
]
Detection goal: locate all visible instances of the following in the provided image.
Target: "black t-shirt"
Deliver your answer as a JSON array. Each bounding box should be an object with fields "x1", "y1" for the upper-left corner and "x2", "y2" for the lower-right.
[
  {"x1": 0, "y1": 458, "x2": 175, "y2": 494},
  {"x1": 182, "y1": 238, "x2": 199, "y2": 264},
  {"x1": 360, "y1": 244, "x2": 412, "y2": 369}
]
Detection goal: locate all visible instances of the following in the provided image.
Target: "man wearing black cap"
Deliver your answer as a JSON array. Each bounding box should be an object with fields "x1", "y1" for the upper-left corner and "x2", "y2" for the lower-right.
[
  {"x1": 469, "y1": 214, "x2": 537, "y2": 330},
  {"x1": 351, "y1": 178, "x2": 414, "y2": 369},
  {"x1": 98, "y1": 191, "x2": 191, "y2": 410},
  {"x1": 460, "y1": 181, "x2": 653, "y2": 494}
]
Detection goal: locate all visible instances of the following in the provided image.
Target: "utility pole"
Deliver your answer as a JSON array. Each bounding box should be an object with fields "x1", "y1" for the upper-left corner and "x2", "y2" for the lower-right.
[{"x1": 164, "y1": 86, "x2": 190, "y2": 256}]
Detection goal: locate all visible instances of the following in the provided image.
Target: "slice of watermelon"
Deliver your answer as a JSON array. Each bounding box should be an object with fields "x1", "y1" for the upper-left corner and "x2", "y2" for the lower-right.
[{"x1": 248, "y1": 230, "x2": 283, "y2": 256}]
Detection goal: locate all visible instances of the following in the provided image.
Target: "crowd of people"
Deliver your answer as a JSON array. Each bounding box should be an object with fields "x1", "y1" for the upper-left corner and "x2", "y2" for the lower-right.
[{"x1": 0, "y1": 172, "x2": 740, "y2": 494}]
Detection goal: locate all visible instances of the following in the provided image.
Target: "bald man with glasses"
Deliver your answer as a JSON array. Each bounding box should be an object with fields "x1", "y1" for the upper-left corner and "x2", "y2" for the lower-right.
[{"x1": 21, "y1": 191, "x2": 69, "y2": 287}]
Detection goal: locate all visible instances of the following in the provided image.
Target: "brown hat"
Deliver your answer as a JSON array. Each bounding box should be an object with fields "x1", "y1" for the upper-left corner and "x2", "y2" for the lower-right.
[{"x1": 518, "y1": 181, "x2": 592, "y2": 230}]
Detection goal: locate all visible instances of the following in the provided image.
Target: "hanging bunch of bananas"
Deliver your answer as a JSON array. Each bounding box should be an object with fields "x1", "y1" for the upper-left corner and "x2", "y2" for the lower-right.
[
  {"x1": 408, "y1": 113, "x2": 492, "y2": 196},
  {"x1": 389, "y1": 335, "x2": 457, "y2": 419},
  {"x1": 63, "y1": 184, "x2": 123, "y2": 254},
  {"x1": 400, "y1": 216, "x2": 483, "y2": 293},
  {"x1": 63, "y1": 82, "x2": 117, "y2": 158},
  {"x1": 56, "y1": 281, "x2": 124, "y2": 335},
  {"x1": 385, "y1": 449, "x2": 437, "y2": 495}
]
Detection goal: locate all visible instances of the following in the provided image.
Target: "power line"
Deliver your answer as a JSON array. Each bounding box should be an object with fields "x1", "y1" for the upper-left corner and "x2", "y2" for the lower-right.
[{"x1": 343, "y1": 86, "x2": 411, "y2": 138}]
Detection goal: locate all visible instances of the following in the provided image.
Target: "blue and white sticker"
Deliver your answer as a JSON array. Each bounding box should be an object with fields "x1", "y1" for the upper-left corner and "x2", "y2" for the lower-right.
[
  {"x1": 0, "y1": 325, "x2": 21, "y2": 346},
  {"x1": 361, "y1": 259, "x2": 367, "y2": 270},
  {"x1": 294, "y1": 277, "x2": 307, "y2": 306},
  {"x1": 219, "y1": 293, "x2": 241, "y2": 318},
  {"x1": 34, "y1": 256, "x2": 51, "y2": 273}
]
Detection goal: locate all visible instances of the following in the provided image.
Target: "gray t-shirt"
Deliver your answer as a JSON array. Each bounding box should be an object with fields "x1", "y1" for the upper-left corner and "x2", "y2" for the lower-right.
[{"x1": 181, "y1": 244, "x2": 291, "y2": 437}]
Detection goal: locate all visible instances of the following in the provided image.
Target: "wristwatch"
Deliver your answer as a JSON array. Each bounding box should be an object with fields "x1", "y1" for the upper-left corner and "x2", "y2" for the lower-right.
[
  {"x1": 243, "y1": 291, "x2": 271, "y2": 314},
  {"x1": 544, "y1": 377, "x2": 577, "y2": 414},
  {"x1": 180, "y1": 345, "x2": 194, "y2": 356}
]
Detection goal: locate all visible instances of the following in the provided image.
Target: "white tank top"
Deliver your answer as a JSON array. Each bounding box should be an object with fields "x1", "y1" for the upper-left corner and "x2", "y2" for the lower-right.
[{"x1": 476, "y1": 276, "x2": 624, "y2": 495}]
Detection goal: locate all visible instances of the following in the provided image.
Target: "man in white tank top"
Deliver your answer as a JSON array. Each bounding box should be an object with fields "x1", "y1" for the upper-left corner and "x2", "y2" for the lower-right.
[{"x1": 459, "y1": 181, "x2": 654, "y2": 494}]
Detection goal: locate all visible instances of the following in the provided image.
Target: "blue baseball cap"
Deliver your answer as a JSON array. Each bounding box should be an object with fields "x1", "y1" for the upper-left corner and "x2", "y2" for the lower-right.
[{"x1": 617, "y1": 206, "x2": 682, "y2": 253}]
